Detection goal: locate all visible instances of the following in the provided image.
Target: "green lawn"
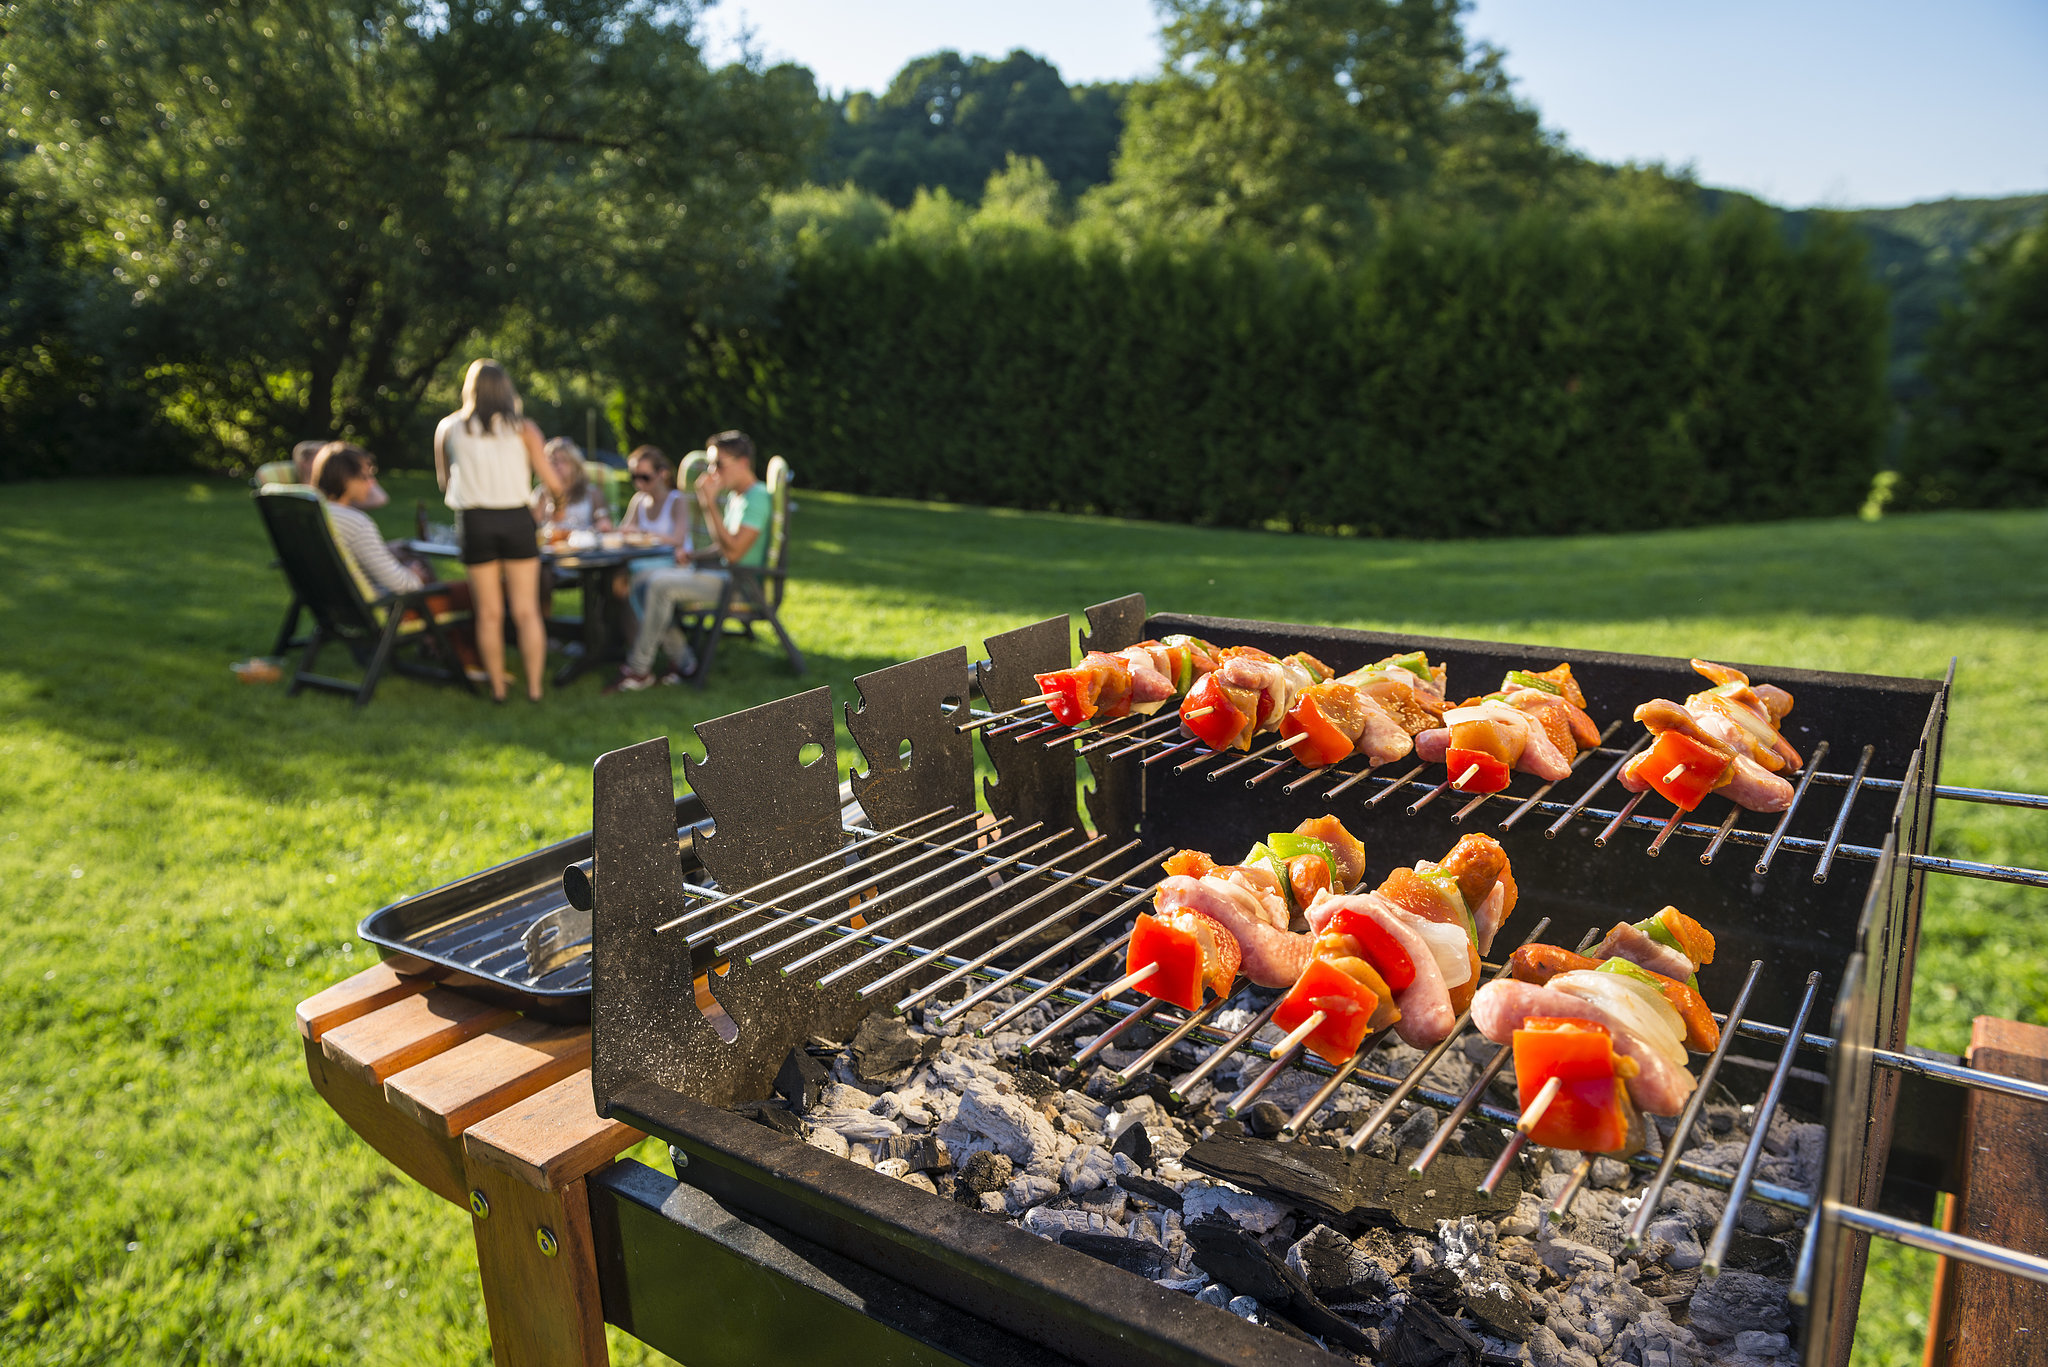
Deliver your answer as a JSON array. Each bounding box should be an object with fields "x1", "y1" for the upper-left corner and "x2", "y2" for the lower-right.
[{"x1": 3, "y1": 473, "x2": 2044, "y2": 1365}]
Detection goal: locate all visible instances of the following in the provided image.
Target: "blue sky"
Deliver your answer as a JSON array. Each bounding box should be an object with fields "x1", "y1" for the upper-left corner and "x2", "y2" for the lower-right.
[{"x1": 701, "y1": 0, "x2": 2048, "y2": 209}]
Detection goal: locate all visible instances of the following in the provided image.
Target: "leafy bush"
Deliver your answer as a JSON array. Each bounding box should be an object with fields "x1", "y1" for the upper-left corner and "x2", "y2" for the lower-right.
[
  {"x1": 1897, "y1": 223, "x2": 2048, "y2": 509},
  {"x1": 637, "y1": 202, "x2": 1889, "y2": 538}
]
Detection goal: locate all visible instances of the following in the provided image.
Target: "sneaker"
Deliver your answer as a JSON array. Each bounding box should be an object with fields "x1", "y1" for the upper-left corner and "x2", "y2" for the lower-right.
[
  {"x1": 659, "y1": 670, "x2": 686, "y2": 686},
  {"x1": 605, "y1": 666, "x2": 657, "y2": 694}
]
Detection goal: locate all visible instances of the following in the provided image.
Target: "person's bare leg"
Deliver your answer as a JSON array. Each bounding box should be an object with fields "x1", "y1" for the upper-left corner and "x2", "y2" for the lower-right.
[
  {"x1": 470, "y1": 561, "x2": 508, "y2": 701},
  {"x1": 504, "y1": 557, "x2": 548, "y2": 701}
]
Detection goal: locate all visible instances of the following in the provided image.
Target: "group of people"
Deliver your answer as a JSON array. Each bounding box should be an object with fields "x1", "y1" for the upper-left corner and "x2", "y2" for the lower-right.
[{"x1": 293, "y1": 357, "x2": 770, "y2": 702}]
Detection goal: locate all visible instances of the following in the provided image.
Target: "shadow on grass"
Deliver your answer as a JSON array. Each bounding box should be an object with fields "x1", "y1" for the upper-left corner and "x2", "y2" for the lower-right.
[{"x1": 3, "y1": 474, "x2": 2045, "y2": 812}]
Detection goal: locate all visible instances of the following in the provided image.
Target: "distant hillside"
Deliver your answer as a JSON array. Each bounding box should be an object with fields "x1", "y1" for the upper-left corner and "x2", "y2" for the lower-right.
[{"x1": 1704, "y1": 190, "x2": 2048, "y2": 401}]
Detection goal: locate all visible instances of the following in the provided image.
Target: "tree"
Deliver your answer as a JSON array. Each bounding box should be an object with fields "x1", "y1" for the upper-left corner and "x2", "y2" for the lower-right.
[
  {"x1": 1897, "y1": 222, "x2": 2048, "y2": 508},
  {"x1": 819, "y1": 50, "x2": 1124, "y2": 206},
  {"x1": 2, "y1": 0, "x2": 820, "y2": 466},
  {"x1": 1096, "y1": 0, "x2": 1570, "y2": 254}
]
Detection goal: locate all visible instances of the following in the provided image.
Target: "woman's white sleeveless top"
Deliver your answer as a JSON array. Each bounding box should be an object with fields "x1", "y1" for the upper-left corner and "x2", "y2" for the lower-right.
[{"x1": 442, "y1": 416, "x2": 532, "y2": 510}]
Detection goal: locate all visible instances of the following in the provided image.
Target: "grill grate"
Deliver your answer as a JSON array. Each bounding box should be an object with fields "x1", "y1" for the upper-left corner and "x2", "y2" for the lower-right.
[{"x1": 577, "y1": 598, "x2": 2048, "y2": 1366}]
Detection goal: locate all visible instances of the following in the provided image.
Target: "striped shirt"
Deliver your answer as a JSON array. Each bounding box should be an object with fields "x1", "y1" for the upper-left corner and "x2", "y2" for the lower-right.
[{"x1": 327, "y1": 501, "x2": 424, "y2": 597}]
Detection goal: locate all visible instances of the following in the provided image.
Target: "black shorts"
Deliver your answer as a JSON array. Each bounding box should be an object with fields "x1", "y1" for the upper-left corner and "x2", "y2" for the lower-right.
[{"x1": 458, "y1": 506, "x2": 540, "y2": 564}]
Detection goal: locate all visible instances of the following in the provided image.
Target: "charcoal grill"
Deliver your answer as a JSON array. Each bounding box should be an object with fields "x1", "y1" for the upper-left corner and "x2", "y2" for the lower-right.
[{"x1": 390, "y1": 594, "x2": 2048, "y2": 1365}]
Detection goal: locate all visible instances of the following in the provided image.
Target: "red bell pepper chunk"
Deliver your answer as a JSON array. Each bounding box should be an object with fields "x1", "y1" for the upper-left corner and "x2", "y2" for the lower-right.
[
  {"x1": 1035, "y1": 669, "x2": 1094, "y2": 727},
  {"x1": 1640, "y1": 730, "x2": 1729, "y2": 811},
  {"x1": 1513, "y1": 1017, "x2": 1632, "y2": 1154},
  {"x1": 1322, "y1": 906, "x2": 1417, "y2": 991},
  {"x1": 1281, "y1": 690, "x2": 1353, "y2": 768},
  {"x1": 1127, "y1": 912, "x2": 1206, "y2": 1011},
  {"x1": 1181, "y1": 672, "x2": 1248, "y2": 751},
  {"x1": 1445, "y1": 746, "x2": 1511, "y2": 793},
  {"x1": 1274, "y1": 957, "x2": 1382, "y2": 1066}
]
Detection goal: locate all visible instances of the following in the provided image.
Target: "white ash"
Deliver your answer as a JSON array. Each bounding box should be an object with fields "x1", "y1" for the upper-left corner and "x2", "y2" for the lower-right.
[{"x1": 770, "y1": 991, "x2": 1824, "y2": 1363}]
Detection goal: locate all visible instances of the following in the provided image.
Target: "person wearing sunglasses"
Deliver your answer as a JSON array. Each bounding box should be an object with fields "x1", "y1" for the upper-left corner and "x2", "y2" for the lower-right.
[{"x1": 619, "y1": 446, "x2": 686, "y2": 549}]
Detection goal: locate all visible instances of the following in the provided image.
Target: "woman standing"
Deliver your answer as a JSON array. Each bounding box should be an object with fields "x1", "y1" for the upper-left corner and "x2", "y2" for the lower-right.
[{"x1": 435, "y1": 359, "x2": 563, "y2": 703}]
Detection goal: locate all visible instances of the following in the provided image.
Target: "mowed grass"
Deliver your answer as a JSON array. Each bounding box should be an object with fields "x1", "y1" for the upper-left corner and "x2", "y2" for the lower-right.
[{"x1": 3, "y1": 472, "x2": 2044, "y2": 1366}]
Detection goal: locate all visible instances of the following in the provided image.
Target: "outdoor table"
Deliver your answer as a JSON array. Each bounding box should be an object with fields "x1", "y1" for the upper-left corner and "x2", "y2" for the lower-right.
[{"x1": 407, "y1": 538, "x2": 669, "y2": 685}]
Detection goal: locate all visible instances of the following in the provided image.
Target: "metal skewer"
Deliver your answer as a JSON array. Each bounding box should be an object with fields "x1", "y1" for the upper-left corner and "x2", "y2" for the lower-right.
[
  {"x1": 1702, "y1": 972, "x2": 1824, "y2": 1273},
  {"x1": 1699, "y1": 807, "x2": 1744, "y2": 865},
  {"x1": 1171, "y1": 998, "x2": 1283, "y2": 1101},
  {"x1": 957, "y1": 700, "x2": 1048, "y2": 732},
  {"x1": 1545, "y1": 736, "x2": 1650, "y2": 839},
  {"x1": 862, "y1": 840, "x2": 1149, "y2": 1001},
  {"x1": 1755, "y1": 741, "x2": 1831, "y2": 875},
  {"x1": 708, "y1": 814, "x2": 1009, "y2": 952},
  {"x1": 1497, "y1": 722, "x2": 1627, "y2": 832},
  {"x1": 1024, "y1": 962, "x2": 1160, "y2": 1053},
  {"x1": 1814, "y1": 744, "x2": 1874, "y2": 884},
  {"x1": 654, "y1": 806, "x2": 959, "y2": 935},
  {"x1": 1593, "y1": 790, "x2": 1649, "y2": 846}
]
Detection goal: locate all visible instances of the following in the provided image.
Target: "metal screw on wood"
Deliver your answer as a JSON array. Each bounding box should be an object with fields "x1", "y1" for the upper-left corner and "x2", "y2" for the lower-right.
[
  {"x1": 468, "y1": 1190, "x2": 489, "y2": 1219},
  {"x1": 535, "y1": 1226, "x2": 559, "y2": 1257}
]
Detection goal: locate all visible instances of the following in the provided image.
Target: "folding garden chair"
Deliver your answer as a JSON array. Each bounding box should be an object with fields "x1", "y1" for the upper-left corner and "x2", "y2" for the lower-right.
[
  {"x1": 252, "y1": 488, "x2": 477, "y2": 708},
  {"x1": 252, "y1": 477, "x2": 320, "y2": 656},
  {"x1": 676, "y1": 455, "x2": 806, "y2": 687}
]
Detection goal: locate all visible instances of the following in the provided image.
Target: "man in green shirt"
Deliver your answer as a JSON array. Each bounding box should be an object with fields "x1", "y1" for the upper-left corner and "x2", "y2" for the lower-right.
[{"x1": 610, "y1": 430, "x2": 774, "y2": 690}]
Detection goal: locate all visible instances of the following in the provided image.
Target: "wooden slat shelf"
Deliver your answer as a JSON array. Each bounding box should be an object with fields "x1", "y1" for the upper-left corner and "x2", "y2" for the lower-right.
[{"x1": 298, "y1": 964, "x2": 643, "y2": 1367}]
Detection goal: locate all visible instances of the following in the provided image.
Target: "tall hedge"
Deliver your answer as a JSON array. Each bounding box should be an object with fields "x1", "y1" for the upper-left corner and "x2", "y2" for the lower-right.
[
  {"x1": 639, "y1": 204, "x2": 1888, "y2": 537},
  {"x1": 1896, "y1": 223, "x2": 2048, "y2": 510}
]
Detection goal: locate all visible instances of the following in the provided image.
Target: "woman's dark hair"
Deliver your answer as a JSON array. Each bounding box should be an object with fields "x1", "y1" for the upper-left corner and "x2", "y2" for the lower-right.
[
  {"x1": 706, "y1": 430, "x2": 754, "y2": 462},
  {"x1": 312, "y1": 442, "x2": 374, "y2": 500},
  {"x1": 628, "y1": 444, "x2": 672, "y2": 482}
]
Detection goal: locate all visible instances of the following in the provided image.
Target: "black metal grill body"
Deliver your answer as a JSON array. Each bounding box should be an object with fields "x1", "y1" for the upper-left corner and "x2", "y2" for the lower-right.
[{"x1": 580, "y1": 603, "x2": 1960, "y2": 1367}]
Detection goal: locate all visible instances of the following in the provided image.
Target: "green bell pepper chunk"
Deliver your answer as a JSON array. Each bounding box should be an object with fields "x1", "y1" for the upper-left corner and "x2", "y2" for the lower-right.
[
  {"x1": 1598, "y1": 958, "x2": 1665, "y2": 988},
  {"x1": 1632, "y1": 912, "x2": 1700, "y2": 988},
  {"x1": 1266, "y1": 833, "x2": 1337, "y2": 889},
  {"x1": 1504, "y1": 669, "x2": 1562, "y2": 696},
  {"x1": 1383, "y1": 651, "x2": 1432, "y2": 681}
]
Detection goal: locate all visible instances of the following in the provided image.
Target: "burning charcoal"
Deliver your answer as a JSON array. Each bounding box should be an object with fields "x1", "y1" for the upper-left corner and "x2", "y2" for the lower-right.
[
  {"x1": 1005, "y1": 1173, "x2": 1059, "y2": 1212},
  {"x1": 1183, "y1": 1214, "x2": 1376, "y2": 1354},
  {"x1": 1737, "y1": 1201, "x2": 1800, "y2": 1236},
  {"x1": 732, "y1": 1100, "x2": 804, "y2": 1137},
  {"x1": 873, "y1": 1133, "x2": 950, "y2": 1173},
  {"x1": 1110, "y1": 1117, "x2": 1155, "y2": 1170},
  {"x1": 1589, "y1": 1157, "x2": 1631, "y2": 1190},
  {"x1": 1684, "y1": 1269, "x2": 1790, "y2": 1339},
  {"x1": 1058, "y1": 1232, "x2": 1177, "y2": 1280},
  {"x1": 1735, "y1": 1330, "x2": 1792, "y2": 1358},
  {"x1": 1117, "y1": 1172, "x2": 1185, "y2": 1211},
  {"x1": 1057, "y1": 1090, "x2": 1109, "y2": 1132},
  {"x1": 1244, "y1": 1101, "x2": 1290, "y2": 1138},
  {"x1": 775, "y1": 1047, "x2": 831, "y2": 1113},
  {"x1": 812, "y1": 1083, "x2": 904, "y2": 1143},
  {"x1": 804, "y1": 1123, "x2": 850, "y2": 1159},
  {"x1": 1062, "y1": 1143, "x2": 1117, "y2": 1193},
  {"x1": 1645, "y1": 1216, "x2": 1704, "y2": 1270},
  {"x1": 1391, "y1": 1107, "x2": 1441, "y2": 1152},
  {"x1": 1284, "y1": 1224, "x2": 1398, "y2": 1308},
  {"x1": 1076, "y1": 1185, "x2": 1127, "y2": 1222},
  {"x1": 1382, "y1": 1292, "x2": 1485, "y2": 1367},
  {"x1": 1185, "y1": 1136, "x2": 1523, "y2": 1234},
  {"x1": 1104, "y1": 1072, "x2": 1176, "y2": 1109},
  {"x1": 941, "y1": 1077, "x2": 1063, "y2": 1174},
  {"x1": 1181, "y1": 1182, "x2": 1291, "y2": 1235},
  {"x1": 1155, "y1": 1274, "x2": 1208, "y2": 1295},
  {"x1": 1196, "y1": 1284, "x2": 1231, "y2": 1309},
  {"x1": 953, "y1": 1149, "x2": 1013, "y2": 1207},
  {"x1": 1024, "y1": 1206, "x2": 1107, "y2": 1239},
  {"x1": 1536, "y1": 1236, "x2": 1615, "y2": 1280}
]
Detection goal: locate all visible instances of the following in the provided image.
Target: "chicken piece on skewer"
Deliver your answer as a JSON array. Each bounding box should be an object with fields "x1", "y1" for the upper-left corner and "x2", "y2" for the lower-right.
[
  {"x1": 1302, "y1": 833, "x2": 1519, "y2": 1048},
  {"x1": 1034, "y1": 635, "x2": 1220, "y2": 728},
  {"x1": 1507, "y1": 942, "x2": 1719, "y2": 1052},
  {"x1": 1618, "y1": 659, "x2": 1802, "y2": 813},
  {"x1": 1470, "y1": 909, "x2": 1725, "y2": 1153},
  {"x1": 1413, "y1": 663, "x2": 1602, "y2": 793},
  {"x1": 1179, "y1": 646, "x2": 1333, "y2": 751},
  {"x1": 1136, "y1": 816, "x2": 1368, "y2": 1003}
]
